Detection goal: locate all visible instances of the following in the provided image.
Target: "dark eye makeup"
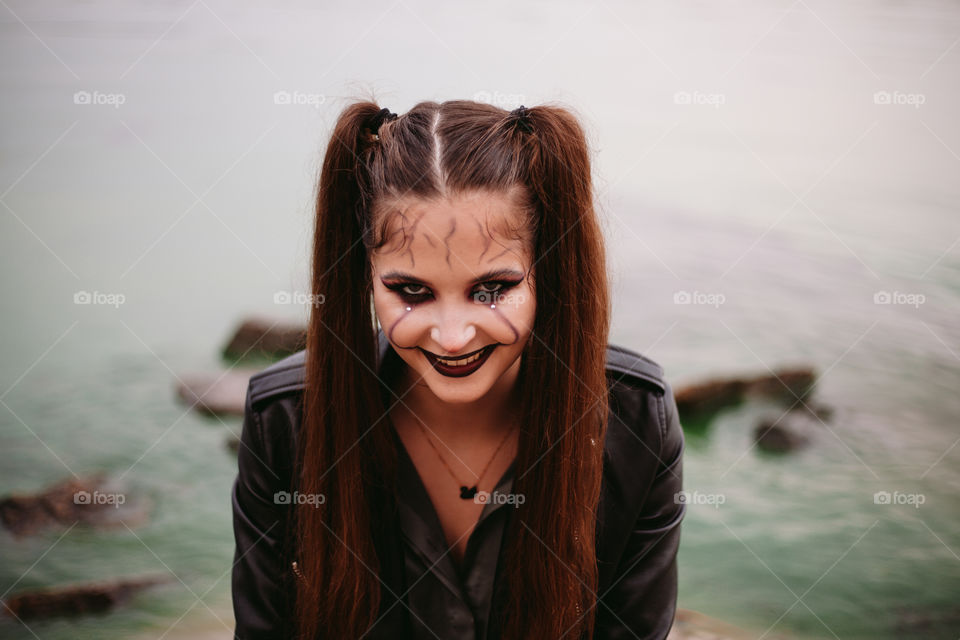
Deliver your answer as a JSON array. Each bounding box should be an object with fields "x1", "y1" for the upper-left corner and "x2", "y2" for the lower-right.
[{"x1": 383, "y1": 279, "x2": 523, "y2": 304}]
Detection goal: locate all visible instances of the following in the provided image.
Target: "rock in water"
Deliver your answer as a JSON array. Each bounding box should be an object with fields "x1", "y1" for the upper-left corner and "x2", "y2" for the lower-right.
[
  {"x1": 2, "y1": 575, "x2": 170, "y2": 620},
  {"x1": 744, "y1": 367, "x2": 816, "y2": 404},
  {"x1": 675, "y1": 378, "x2": 749, "y2": 420},
  {"x1": 0, "y1": 473, "x2": 147, "y2": 538},
  {"x1": 753, "y1": 410, "x2": 820, "y2": 453},
  {"x1": 176, "y1": 368, "x2": 260, "y2": 417},
  {"x1": 675, "y1": 367, "x2": 820, "y2": 423},
  {"x1": 222, "y1": 316, "x2": 306, "y2": 360}
]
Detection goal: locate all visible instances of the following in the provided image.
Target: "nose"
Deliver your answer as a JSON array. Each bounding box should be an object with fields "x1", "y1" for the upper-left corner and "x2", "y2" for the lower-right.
[{"x1": 429, "y1": 305, "x2": 478, "y2": 356}]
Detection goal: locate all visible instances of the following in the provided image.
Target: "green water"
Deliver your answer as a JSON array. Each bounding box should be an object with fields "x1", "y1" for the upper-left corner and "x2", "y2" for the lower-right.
[{"x1": 2, "y1": 0, "x2": 959, "y2": 638}]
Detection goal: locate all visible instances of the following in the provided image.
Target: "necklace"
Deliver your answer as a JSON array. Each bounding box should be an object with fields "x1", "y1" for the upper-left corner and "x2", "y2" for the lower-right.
[{"x1": 413, "y1": 419, "x2": 517, "y2": 500}]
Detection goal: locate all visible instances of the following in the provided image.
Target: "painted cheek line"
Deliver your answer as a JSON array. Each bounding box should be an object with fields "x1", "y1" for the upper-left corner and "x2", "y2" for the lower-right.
[
  {"x1": 386, "y1": 306, "x2": 420, "y2": 351},
  {"x1": 489, "y1": 305, "x2": 520, "y2": 344}
]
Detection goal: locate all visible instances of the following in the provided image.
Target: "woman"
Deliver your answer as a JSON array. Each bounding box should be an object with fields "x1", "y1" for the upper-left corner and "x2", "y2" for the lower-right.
[{"x1": 231, "y1": 100, "x2": 685, "y2": 639}]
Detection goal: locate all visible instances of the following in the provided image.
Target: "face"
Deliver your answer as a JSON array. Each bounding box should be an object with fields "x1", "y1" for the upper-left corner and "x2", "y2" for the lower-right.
[{"x1": 370, "y1": 189, "x2": 536, "y2": 405}]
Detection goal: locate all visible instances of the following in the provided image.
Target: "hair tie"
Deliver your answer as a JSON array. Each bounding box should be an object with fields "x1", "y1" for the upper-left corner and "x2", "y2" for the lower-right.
[
  {"x1": 510, "y1": 104, "x2": 534, "y2": 133},
  {"x1": 369, "y1": 107, "x2": 398, "y2": 139}
]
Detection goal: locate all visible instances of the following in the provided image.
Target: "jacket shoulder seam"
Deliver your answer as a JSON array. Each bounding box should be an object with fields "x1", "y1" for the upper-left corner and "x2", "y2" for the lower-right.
[
  {"x1": 248, "y1": 350, "x2": 307, "y2": 407},
  {"x1": 604, "y1": 343, "x2": 666, "y2": 394}
]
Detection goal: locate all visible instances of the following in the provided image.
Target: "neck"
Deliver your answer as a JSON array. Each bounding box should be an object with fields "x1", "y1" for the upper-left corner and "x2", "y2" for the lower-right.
[{"x1": 393, "y1": 358, "x2": 523, "y2": 448}]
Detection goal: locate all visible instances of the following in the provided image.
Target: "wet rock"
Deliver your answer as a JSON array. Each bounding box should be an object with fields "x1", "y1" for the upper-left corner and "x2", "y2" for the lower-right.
[
  {"x1": 753, "y1": 411, "x2": 819, "y2": 453},
  {"x1": 893, "y1": 603, "x2": 960, "y2": 637},
  {"x1": 676, "y1": 367, "x2": 820, "y2": 422},
  {"x1": 175, "y1": 368, "x2": 260, "y2": 417},
  {"x1": 2, "y1": 575, "x2": 170, "y2": 620},
  {"x1": 222, "y1": 316, "x2": 306, "y2": 360},
  {"x1": 0, "y1": 473, "x2": 148, "y2": 538},
  {"x1": 744, "y1": 368, "x2": 816, "y2": 404},
  {"x1": 675, "y1": 379, "x2": 749, "y2": 420}
]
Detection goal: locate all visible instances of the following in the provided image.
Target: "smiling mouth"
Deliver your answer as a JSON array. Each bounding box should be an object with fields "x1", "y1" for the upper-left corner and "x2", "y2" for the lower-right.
[{"x1": 420, "y1": 344, "x2": 497, "y2": 377}]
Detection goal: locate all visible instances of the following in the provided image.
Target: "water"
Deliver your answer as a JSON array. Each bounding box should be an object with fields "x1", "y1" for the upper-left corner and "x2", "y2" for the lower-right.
[{"x1": 1, "y1": 1, "x2": 958, "y2": 638}]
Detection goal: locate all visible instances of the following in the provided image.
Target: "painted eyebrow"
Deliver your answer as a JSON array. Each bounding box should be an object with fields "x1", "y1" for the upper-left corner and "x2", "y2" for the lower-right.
[{"x1": 379, "y1": 268, "x2": 525, "y2": 287}]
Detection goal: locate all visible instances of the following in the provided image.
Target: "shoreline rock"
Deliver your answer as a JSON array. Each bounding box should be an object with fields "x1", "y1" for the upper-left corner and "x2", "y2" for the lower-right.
[
  {"x1": 2, "y1": 575, "x2": 170, "y2": 620},
  {"x1": 0, "y1": 473, "x2": 148, "y2": 538},
  {"x1": 675, "y1": 367, "x2": 818, "y2": 422},
  {"x1": 221, "y1": 316, "x2": 306, "y2": 361},
  {"x1": 175, "y1": 368, "x2": 261, "y2": 417}
]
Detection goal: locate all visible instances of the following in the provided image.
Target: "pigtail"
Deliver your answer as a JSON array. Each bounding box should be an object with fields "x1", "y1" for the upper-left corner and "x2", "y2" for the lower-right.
[
  {"x1": 498, "y1": 104, "x2": 610, "y2": 640},
  {"x1": 295, "y1": 102, "x2": 392, "y2": 640}
]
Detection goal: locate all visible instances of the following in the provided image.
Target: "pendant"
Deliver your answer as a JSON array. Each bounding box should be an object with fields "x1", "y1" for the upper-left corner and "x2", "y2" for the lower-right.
[{"x1": 459, "y1": 485, "x2": 478, "y2": 500}]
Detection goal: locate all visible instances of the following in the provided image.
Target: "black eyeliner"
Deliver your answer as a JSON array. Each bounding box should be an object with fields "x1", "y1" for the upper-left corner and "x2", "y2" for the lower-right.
[{"x1": 382, "y1": 279, "x2": 523, "y2": 303}]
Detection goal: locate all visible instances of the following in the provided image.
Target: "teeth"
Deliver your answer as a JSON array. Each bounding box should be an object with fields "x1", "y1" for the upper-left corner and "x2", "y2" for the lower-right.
[{"x1": 437, "y1": 348, "x2": 486, "y2": 367}]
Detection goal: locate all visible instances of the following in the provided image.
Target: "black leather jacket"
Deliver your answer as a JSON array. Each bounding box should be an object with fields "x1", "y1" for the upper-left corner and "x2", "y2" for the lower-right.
[{"x1": 231, "y1": 330, "x2": 685, "y2": 639}]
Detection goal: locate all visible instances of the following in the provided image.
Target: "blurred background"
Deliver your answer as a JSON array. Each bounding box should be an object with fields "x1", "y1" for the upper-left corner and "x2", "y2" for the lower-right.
[{"x1": 1, "y1": 1, "x2": 958, "y2": 638}]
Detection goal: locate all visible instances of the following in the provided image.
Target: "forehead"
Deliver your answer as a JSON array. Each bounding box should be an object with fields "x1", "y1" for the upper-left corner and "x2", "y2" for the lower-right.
[{"x1": 371, "y1": 189, "x2": 532, "y2": 269}]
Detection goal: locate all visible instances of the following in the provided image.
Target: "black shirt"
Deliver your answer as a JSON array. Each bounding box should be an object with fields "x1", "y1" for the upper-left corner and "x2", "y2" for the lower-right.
[{"x1": 390, "y1": 424, "x2": 517, "y2": 640}]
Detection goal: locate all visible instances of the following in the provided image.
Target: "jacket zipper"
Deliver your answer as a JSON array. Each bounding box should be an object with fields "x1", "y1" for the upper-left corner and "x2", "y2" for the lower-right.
[{"x1": 291, "y1": 560, "x2": 305, "y2": 581}]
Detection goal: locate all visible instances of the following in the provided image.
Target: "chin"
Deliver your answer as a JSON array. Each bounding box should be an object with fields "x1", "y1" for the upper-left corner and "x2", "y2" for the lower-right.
[
  {"x1": 424, "y1": 383, "x2": 491, "y2": 405},
  {"x1": 419, "y1": 366, "x2": 497, "y2": 404}
]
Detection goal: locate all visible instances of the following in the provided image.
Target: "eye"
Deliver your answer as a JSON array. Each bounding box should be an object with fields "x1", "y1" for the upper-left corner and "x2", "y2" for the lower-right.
[
  {"x1": 479, "y1": 279, "x2": 523, "y2": 294},
  {"x1": 400, "y1": 283, "x2": 429, "y2": 297},
  {"x1": 384, "y1": 281, "x2": 432, "y2": 302},
  {"x1": 472, "y1": 280, "x2": 522, "y2": 303}
]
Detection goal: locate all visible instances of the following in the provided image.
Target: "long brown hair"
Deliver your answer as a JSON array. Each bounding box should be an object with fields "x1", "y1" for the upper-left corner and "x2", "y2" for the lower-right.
[{"x1": 294, "y1": 98, "x2": 610, "y2": 639}]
